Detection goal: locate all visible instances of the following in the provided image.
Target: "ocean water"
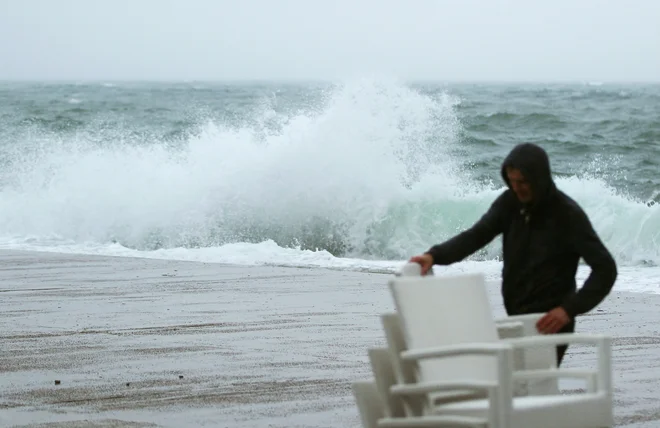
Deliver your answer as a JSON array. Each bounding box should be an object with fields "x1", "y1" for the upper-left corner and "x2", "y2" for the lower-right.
[{"x1": 1, "y1": 78, "x2": 659, "y2": 293}]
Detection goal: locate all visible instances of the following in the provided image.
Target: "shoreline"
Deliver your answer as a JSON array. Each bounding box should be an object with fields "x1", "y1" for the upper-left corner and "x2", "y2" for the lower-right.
[
  {"x1": 1, "y1": 249, "x2": 659, "y2": 427},
  {"x1": 0, "y1": 245, "x2": 406, "y2": 275}
]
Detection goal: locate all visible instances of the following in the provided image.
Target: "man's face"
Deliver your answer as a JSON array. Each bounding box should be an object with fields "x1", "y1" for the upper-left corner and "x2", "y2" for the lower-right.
[{"x1": 506, "y1": 167, "x2": 533, "y2": 203}]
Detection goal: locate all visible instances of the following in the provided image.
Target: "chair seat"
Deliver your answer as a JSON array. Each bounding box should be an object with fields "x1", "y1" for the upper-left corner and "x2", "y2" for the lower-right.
[{"x1": 433, "y1": 392, "x2": 613, "y2": 428}]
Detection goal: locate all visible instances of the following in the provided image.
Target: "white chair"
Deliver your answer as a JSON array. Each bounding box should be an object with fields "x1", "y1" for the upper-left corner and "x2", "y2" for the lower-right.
[
  {"x1": 381, "y1": 311, "x2": 535, "y2": 407},
  {"x1": 387, "y1": 273, "x2": 613, "y2": 428},
  {"x1": 396, "y1": 262, "x2": 559, "y2": 396},
  {"x1": 352, "y1": 347, "x2": 489, "y2": 427},
  {"x1": 494, "y1": 312, "x2": 560, "y2": 395}
]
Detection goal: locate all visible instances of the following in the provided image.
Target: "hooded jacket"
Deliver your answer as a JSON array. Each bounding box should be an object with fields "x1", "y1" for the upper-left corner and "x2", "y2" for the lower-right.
[{"x1": 426, "y1": 143, "x2": 617, "y2": 318}]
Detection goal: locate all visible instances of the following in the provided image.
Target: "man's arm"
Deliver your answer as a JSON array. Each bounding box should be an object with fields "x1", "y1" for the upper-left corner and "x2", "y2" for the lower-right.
[
  {"x1": 426, "y1": 192, "x2": 509, "y2": 265},
  {"x1": 560, "y1": 205, "x2": 618, "y2": 318}
]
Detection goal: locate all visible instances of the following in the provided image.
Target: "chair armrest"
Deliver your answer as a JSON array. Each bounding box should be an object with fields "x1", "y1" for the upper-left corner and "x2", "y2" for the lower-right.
[
  {"x1": 390, "y1": 380, "x2": 498, "y2": 396},
  {"x1": 502, "y1": 333, "x2": 609, "y2": 348},
  {"x1": 513, "y1": 368, "x2": 599, "y2": 392},
  {"x1": 495, "y1": 313, "x2": 545, "y2": 325},
  {"x1": 496, "y1": 321, "x2": 524, "y2": 330},
  {"x1": 513, "y1": 368, "x2": 597, "y2": 381},
  {"x1": 401, "y1": 342, "x2": 511, "y2": 361},
  {"x1": 496, "y1": 321, "x2": 525, "y2": 339}
]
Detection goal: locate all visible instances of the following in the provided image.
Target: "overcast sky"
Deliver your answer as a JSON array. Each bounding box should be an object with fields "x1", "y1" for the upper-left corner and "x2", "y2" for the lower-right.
[{"x1": 1, "y1": 0, "x2": 659, "y2": 82}]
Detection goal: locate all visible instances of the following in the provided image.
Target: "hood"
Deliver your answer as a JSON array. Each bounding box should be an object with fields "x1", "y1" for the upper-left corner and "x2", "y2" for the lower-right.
[{"x1": 501, "y1": 143, "x2": 557, "y2": 206}]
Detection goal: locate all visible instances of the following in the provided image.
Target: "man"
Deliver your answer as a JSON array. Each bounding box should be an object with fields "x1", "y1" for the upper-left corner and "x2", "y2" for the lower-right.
[{"x1": 410, "y1": 143, "x2": 617, "y2": 365}]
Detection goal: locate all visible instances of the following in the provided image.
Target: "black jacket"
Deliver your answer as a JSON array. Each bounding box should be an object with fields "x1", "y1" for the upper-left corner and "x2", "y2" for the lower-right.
[{"x1": 426, "y1": 143, "x2": 617, "y2": 318}]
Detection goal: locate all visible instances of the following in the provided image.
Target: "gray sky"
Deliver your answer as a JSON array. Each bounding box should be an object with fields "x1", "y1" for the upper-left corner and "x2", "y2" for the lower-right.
[{"x1": 1, "y1": 0, "x2": 659, "y2": 82}]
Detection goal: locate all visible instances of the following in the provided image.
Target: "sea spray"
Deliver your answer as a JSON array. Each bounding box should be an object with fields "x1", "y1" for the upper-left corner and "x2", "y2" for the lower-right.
[{"x1": 0, "y1": 79, "x2": 469, "y2": 258}]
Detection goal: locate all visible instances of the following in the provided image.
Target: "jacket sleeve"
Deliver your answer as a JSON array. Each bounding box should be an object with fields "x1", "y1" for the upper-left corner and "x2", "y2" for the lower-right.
[
  {"x1": 560, "y1": 205, "x2": 617, "y2": 318},
  {"x1": 426, "y1": 192, "x2": 508, "y2": 265}
]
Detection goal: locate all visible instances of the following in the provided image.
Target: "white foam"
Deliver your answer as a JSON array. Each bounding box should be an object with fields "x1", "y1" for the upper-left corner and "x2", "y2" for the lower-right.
[{"x1": 0, "y1": 238, "x2": 657, "y2": 296}]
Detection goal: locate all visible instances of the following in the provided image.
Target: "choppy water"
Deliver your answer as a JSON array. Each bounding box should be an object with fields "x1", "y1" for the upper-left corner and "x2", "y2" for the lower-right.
[{"x1": 1, "y1": 78, "x2": 659, "y2": 292}]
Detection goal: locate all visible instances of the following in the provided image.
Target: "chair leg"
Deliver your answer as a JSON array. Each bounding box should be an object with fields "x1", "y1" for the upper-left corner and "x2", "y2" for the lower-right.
[{"x1": 352, "y1": 381, "x2": 385, "y2": 428}]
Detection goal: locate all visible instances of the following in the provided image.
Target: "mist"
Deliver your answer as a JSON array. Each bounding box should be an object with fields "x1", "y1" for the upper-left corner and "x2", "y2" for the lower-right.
[{"x1": 1, "y1": 0, "x2": 659, "y2": 82}]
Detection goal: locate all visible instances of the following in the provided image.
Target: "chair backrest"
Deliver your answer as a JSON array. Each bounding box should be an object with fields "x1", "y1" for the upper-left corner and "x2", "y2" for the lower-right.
[
  {"x1": 388, "y1": 273, "x2": 500, "y2": 386},
  {"x1": 368, "y1": 347, "x2": 407, "y2": 418},
  {"x1": 352, "y1": 381, "x2": 385, "y2": 428},
  {"x1": 381, "y1": 313, "x2": 417, "y2": 384}
]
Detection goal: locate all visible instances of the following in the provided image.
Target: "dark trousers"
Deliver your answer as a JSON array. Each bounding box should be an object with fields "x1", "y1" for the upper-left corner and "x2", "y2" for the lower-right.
[{"x1": 555, "y1": 320, "x2": 575, "y2": 366}]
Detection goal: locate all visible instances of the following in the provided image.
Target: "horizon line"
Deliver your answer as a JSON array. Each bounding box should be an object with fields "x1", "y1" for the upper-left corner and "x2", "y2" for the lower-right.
[{"x1": 1, "y1": 77, "x2": 659, "y2": 85}]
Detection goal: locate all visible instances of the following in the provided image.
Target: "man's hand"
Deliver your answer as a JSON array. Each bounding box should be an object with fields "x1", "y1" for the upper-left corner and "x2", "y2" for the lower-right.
[
  {"x1": 408, "y1": 253, "x2": 434, "y2": 275},
  {"x1": 536, "y1": 307, "x2": 571, "y2": 334}
]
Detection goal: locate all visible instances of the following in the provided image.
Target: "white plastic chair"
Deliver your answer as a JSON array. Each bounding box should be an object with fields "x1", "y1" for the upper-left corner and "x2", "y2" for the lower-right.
[
  {"x1": 381, "y1": 311, "x2": 535, "y2": 407},
  {"x1": 397, "y1": 262, "x2": 559, "y2": 396},
  {"x1": 387, "y1": 273, "x2": 613, "y2": 428}
]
